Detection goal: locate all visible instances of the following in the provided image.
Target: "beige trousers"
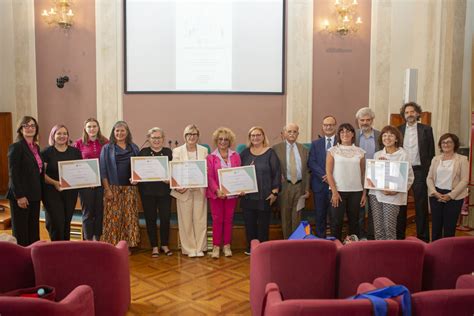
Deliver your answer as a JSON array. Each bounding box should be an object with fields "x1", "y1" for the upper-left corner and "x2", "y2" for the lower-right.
[{"x1": 279, "y1": 182, "x2": 303, "y2": 239}]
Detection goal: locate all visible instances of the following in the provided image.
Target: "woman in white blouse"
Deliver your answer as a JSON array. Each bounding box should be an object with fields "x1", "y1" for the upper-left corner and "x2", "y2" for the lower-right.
[
  {"x1": 326, "y1": 123, "x2": 366, "y2": 241},
  {"x1": 426, "y1": 133, "x2": 469, "y2": 241},
  {"x1": 369, "y1": 126, "x2": 414, "y2": 240}
]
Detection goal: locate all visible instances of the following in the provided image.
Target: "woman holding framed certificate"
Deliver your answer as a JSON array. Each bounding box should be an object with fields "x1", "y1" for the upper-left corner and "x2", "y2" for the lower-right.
[
  {"x1": 74, "y1": 118, "x2": 108, "y2": 241},
  {"x1": 240, "y1": 126, "x2": 281, "y2": 255},
  {"x1": 100, "y1": 121, "x2": 141, "y2": 251},
  {"x1": 42, "y1": 124, "x2": 82, "y2": 241},
  {"x1": 171, "y1": 125, "x2": 209, "y2": 257},
  {"x1": 137, "y1": 127, "x2": 173, "y2": 258},
  {"x1": 206, "y1": 127, "x2": 241, "y2": 258},
  {"x1": 368, "y1": 126, "x2": 414, "y2": 240},
  {"x1": 7, "y1": 116, "x2": 44, "y2": 246}
]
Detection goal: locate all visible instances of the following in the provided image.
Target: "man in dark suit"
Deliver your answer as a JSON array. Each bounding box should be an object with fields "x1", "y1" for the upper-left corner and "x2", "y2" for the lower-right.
[
  {"x1": 273, "y1": 123, "x2": 310, "y2": 239},
  {"x1": 355, "y1": 107, "x2": 381, "y2": 240},
  {"x1": 308, "y1": 116, "x2": 337, "y2": 238},
  {"x1": 397, "y1": 102, "x2": 435, "y2": 242}
]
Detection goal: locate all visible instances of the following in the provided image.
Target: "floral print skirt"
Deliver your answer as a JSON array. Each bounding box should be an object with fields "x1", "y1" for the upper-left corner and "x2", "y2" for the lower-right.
[{"x1": 102, "y1": 185, "x2": 140, "y2": 247}]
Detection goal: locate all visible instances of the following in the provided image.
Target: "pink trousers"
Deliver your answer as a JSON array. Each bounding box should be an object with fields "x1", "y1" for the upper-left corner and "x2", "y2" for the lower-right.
[{"x1": 209, "y1": 198, "x2": 237, "y2": 246}]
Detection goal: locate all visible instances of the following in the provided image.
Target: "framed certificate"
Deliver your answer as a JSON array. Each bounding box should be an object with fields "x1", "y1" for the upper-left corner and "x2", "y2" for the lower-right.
[
  {"x1": 131, "y1": 156, "x2": 169, "y2": 182},
  {"x1": 58, "y1": 158, "x2": 101, "y2": 190},
  {"x1": 169, "y1": 160, "x2": 208, "y2": 189},
  {"x1": 218, "y1": 165, "x2": 258, "y2": 196},
  {"x1": 364, "y1": 159, "x2": 410, "y2": 193}
]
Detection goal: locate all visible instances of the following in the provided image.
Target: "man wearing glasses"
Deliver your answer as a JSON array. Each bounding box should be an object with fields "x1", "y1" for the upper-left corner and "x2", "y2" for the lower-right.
[
  {"x1": 308, "y1": 116, "x2": 337, "y2": 238},
  {"x1": 272, "y1": 123, "x2": 310, "y2": 239}
]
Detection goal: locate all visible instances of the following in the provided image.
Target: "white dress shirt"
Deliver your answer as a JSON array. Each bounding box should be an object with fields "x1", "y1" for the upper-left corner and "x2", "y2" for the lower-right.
[{"x1": 403, "y1": 123, "x2": 421, "y2": 166}]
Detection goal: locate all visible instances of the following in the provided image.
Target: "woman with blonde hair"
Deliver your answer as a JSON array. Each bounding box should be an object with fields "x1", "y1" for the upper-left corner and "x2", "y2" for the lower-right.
[
  {"x1": 73, "y1": 118, "x2": 108, "y2": 241},
  {"x1": 171, "y1": 125, "x2": 209, "y2": 257},
  {"x1": 239, "y1": 126, "x2": 281, "y2": 255},
  {"x1": 206, "y1": 127, "x2": 241, "y2": 258}
]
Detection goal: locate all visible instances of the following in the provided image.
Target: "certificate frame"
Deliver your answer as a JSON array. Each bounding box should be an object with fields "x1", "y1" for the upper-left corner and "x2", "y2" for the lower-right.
[
  {"x1": 364, "y1": 159, "x2": 410, "y2": 193},
  {"x1": 169, "y1": 160, "x2": 208, "y2": 189},
  {"x1": 218, "y1": 165, "x2": 258, "y2": 196},
  {"x1": 131, "y1": 156, "x2": 169, "y2": 182},
  {"x1": 58, "y1": 158, "x2": 101, "y2": 190}
]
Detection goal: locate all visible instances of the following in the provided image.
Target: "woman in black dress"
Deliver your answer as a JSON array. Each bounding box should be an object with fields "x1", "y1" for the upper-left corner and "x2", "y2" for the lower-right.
[
  {"x1": 42, "y1": 124, "x2": 82, "y2": 241},
  {"x1": 240, "y1": 126, "x2": 281, "y2": 255},
  {"x1": 138, "y1": 127, "x2": 173, "y2": 257},
  {"x1": 7, "y1": 116, "x2": 44, "y2": 246}
]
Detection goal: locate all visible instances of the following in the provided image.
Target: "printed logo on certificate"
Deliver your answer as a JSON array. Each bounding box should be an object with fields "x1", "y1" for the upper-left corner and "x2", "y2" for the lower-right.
[
  {"x1": 364, "y1": 159, "x2": 410, "y2": 193},
  {"x1": 169, "y1": 160, "x2": 208, "y2": 189},
  {"x1": 131, "y1": 156, "x2": 169, "y2": 182},
  {"x1": 58, "y1": 158, "x2": 101, "y2": 190},
  {"x1": 218, "y1": 165, "x2": 258, "y2": 196}
]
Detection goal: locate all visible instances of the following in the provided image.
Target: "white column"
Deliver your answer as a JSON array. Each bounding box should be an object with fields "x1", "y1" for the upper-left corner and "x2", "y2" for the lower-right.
[
  {"x1": 96, "y1": 0, "x2": 123, "y2": 134},
  {"x1": 286, "y1": 0, "x2": 313, "y2": 142}
]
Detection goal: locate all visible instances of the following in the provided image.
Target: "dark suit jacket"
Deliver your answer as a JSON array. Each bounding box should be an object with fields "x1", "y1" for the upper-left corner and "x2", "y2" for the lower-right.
[
  {"x1": 7, "y1": 139, "x2": 44, "y2": 202},
  {"x1": 307, "y1": 137, "x2": 330, "y2": 193},
  {"x1": 272, "y1": 141, "x2": 310, "y2": 195},
  {"x1": 398, "y1": 123, "x2": 435, "y2": 175}
]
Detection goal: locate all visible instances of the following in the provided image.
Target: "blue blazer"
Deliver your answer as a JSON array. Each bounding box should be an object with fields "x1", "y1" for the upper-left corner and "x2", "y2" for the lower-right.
[
  {"x1": 307, "y1": 137, "x2": 329, "y2": 193},
  {"x1": 100, "y1": 142, "x2": 140, "y2": 185}
]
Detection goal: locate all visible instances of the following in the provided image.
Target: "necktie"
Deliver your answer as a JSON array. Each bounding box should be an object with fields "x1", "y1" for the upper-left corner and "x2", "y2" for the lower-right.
[
  {"x1": 289, "y1": 145, "x2": 297, "y2": 184},
  {"x1": 326, "y1": 138, "x2": 332, "y2": 150}
]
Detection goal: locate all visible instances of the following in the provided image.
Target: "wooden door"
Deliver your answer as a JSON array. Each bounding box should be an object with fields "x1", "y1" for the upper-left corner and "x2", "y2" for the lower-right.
[{"x1": 0, "y1": 113, "x2": 13, "y2": 195}]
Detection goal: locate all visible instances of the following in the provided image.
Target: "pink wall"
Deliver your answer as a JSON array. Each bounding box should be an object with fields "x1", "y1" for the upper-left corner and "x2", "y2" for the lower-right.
[
  {"x1": 35, "y1": 0, "x2": 96, "y2": 147},
  {"x1": 312, "y1": 0, "x2": 371, "y2": 138}
]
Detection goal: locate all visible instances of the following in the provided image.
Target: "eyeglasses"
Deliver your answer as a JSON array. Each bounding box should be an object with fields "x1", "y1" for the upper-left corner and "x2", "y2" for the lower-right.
[
  {"x1": 22, "y1": 124, "x2": 36, "y2": 129},
  {"x1": 250, "y1": 134, "x2": 262, "y2": 138},
  {"x1": 441, "y1": 140, "x2": 454, "y2": 145},
  {"x1": 218, "y1": 138, "x2": 229, "y2": 142},
  {"x1": 340, "y1": 130, "x2": 353, "y2": 134},
  {"x1": 185, "y1": 133, "x2": 199, "y2": 137},
  {"x1": 323, "y1": 124, "x2": 335, "y2": 128},
  {"x1": 150, "y1": 136, "x2": 163, "y2": 140},
  {"x1": 286, "y1": 130, "x2": 299, "y2": 135}
]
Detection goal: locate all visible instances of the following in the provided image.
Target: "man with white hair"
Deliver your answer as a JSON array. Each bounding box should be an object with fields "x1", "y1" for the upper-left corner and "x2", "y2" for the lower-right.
[{"x1": 355, "y1": 107, "x2": 380, "y2": 240}]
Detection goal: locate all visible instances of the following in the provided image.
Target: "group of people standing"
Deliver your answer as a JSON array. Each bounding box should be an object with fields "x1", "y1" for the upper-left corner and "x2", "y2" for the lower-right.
[{"x1": 6, "y1": 102, "x2": 468, "y2": 254}]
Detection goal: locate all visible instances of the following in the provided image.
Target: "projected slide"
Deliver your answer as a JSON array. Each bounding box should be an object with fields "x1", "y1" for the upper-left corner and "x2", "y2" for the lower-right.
[{"x1": 125, "y1": 0, "x2": 284, "y2": 94}]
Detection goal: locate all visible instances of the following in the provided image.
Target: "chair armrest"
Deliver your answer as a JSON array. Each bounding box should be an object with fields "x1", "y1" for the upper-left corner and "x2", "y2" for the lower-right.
[
  {"x1": 334, "y1": 239, "x2": 343, "y2": 249},
  {"x1": 357, "y1": 282, "x2": 376, "y2": 294},
  {"x1": 373, "y1": 277, "x2": 396, "y2": 288},
  {"x1": 251, "y1": 239, "x2": 261, "y2": 251},
  {"x1": 456, "y1": 274, "x2": 474, "y2": 289},
  {"x1": 263, "y1": 283, "x2": 283, "y2": 315},
  {"x1": 405, "y1": 236, "x2": 425, "y2": 244}
]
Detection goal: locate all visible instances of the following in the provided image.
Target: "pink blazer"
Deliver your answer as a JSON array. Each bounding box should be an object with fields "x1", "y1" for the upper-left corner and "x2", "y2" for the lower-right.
[{"x1": 206, "y1": 149, "x2": 241, "y2": 199}]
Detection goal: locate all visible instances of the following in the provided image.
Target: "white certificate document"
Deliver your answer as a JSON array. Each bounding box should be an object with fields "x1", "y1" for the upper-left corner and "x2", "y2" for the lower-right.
[
  {"x1": 131, "y1": 156, "x2": 169, "y2": 182},
  {"x1": 218, "y1": 165, "x2": 258, "y2": 196},
  {"x1": 170, "y1": 160, "x2": 208, "y2": 189},
  {"x1": 364, "y1": 159, "x2": 410, "y2": 193},
  {"x1": 58, "y1": 159, "x2": 101, "y2": 190}
]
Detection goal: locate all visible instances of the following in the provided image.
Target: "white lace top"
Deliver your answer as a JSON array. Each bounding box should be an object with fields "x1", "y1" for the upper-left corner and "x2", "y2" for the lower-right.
[{"x1": 328, "y1": 144, "x2": 365, "y2": 192}]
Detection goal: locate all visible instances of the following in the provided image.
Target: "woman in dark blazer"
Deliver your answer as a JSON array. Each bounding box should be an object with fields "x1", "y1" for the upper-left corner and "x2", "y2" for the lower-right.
[
  {"x1": 7, "y1": 116, "x2": 44, "y2": 246},
  {"x1": 137, "y1": 127, "x2": 173, "y2": 257}
]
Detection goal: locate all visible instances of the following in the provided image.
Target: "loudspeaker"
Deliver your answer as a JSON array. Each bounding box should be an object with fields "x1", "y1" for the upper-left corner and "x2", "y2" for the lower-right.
[{"x1": 403, "y1": 68, "x2": 418, "y2": 103}]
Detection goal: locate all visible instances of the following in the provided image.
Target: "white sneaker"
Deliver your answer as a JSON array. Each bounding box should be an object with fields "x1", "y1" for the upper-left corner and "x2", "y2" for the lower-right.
[
  {"x1": 196, "y1": 251, "x2": 204, "y2": 257},
  {"x1": 188, "y1": 252, "x2": 197, "y2": 258},
  {"x1": 244, "y1": 251, "x2": 251, "y2": 256},
  {"x1": 223, "y1": 244, "x2": 232, "y2": 257},
  {"x1": 211, "y1": 246, "x2": 220, "y2": 259}
]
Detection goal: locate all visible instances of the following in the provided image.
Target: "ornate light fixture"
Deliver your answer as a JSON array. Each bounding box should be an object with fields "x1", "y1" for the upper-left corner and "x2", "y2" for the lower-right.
[
  {"x1": 41, "y1": 0, "x2": 74, "y2": 30},
  {"x1": 322, "y1": 0, "x2": 362, "y2": 36}
]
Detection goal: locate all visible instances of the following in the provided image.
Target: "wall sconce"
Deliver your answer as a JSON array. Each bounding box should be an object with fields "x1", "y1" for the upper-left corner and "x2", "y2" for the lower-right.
[
  {"x1": 41, "y1": 0, "x2": 74, "y2": 30},
  {"x1": 322, "y1": 0, "x2": 362, "y2": 36}
]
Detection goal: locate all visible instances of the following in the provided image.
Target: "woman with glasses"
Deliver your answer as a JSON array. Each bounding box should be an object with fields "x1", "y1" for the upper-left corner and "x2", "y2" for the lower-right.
[
  {"x1": 426, "y1": 133, "x2": 468, "y2": 241},
  {"x1": 368, "y1": 126, "x2": 414, "y2": 240},
  {"x1": 206, "y1": 127, "x2": 241, "y2": 258},
  {"x1": 100, "y1": 121, "x2": 140, "y2": 252},
  {"x1": 171, "y1": 125, "x2": 208, "y2": 257},
  {"x1": 138, "y1": 127, "x2": 173, "y2": 258},
  {"x1": 326, "y1": 123, "x2": 366, "y2": 241},
  {"x1": 239, "y1": 126, "x2": 281, "y2": 255},
  {"x1": 7, "y1": 116, "x2": 44, "y2": 246},
  {"x1": 42, "y1": 124, "x2": 82, "y2": 241},
  {"x1": 73, "y1": 118, "x2": 108, "y2": 241}
]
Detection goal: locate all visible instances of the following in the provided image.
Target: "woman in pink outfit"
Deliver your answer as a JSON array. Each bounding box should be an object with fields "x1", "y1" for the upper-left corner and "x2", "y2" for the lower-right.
[{"x1": 206, "y1": 127, "x2": 241, "y2": 258}]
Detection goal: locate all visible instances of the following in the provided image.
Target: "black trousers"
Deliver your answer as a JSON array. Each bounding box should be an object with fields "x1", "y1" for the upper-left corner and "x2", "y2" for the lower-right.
[
  {"x1": 43, "y1": 185, "x2": 78, "y2": 241},
  {"x1": 430, "y1": 188, "x2": 463, "y2": 241},
  {"x1": 141, "y1": 194, "x2": 171, "y2": 247},
  {"x1": 397, "y1": 168, "x2": 430, "y2": 242},
  {"x1": 243, "y1": 207, "x2": 271, "y2": 252},
  {"x1": 359, "y1": 189, "x2": 375, "y2": 240},
  {"x1": 79, "y1": 187, "x2": 104, "y2": 240},
  {"x1": 330, "y1": 191, "x2": 361, "y2": 241},
  {"x1": 9, "y1": 199, "x2": 40, "y2": 246}
]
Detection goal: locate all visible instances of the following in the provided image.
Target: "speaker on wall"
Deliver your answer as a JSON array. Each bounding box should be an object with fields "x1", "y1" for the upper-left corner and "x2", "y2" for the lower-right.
[{"x1": 403, "y1": 68, "x2": 418, "y2": 103}]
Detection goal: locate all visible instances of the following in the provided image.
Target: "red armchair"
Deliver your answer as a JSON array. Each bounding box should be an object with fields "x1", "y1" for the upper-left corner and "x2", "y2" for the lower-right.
[
  {"x1": 31, "y1": 241, "x2": 130, "y2": 316},
  {"x1": 336, "y1": 240, "x2": 425, "y2": 298},
  {"x1": 0, "y1": 241, "x2": 35, "y2": 293},
  {"x1": 263, "y1": 282, "x2": 399, "y2": 316},
  {"x1": 456, "y1": 274, "x2": 474, "y2": 289},
  {"x1": 0, "y1": 285, "x2": 95, "y2": 316}
]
